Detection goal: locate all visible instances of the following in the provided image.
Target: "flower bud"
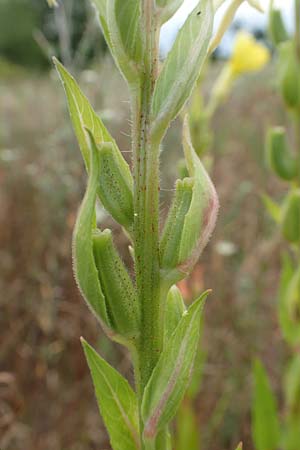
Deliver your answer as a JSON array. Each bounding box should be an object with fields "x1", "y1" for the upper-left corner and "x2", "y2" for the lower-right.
[
  {"x1": 266, "y1": 127, "x2": 297, "y2": 181},
  {"x1": 278, "y1": 41, "x2": 300, "y2": 110},
  {"x1": 93, "y1": 229, "x2": 140, "y2": 340},
  {"x1": 164, "y1": 285, "x2": 186, "y2": 342},
  {"x1": 281, "y1": 190, "x2": 300, "y2": 244},
  {"x1": 160, "y1": 178, "x2": 194, "y2": 270},
  {"x1": 98, "y1": 142, "x2": 134, "y2": 232},
  {"x1": 160, "y1": 118, "x2": 219, "y2": 283},
  {"x1": 269, "y1": 8, "x2": 289, "y2": 46}
]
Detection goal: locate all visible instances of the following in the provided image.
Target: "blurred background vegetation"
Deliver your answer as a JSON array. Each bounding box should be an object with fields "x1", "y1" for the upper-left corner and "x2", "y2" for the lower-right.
[{"x1": 0, "y1": 1, "x2": 292, "y2": 449}]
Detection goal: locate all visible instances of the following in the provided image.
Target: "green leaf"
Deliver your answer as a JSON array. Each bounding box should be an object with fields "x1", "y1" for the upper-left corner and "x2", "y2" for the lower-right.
[
  {"x1": 151, "y1": 0, "x2": 213, "y2": 140},
  {"x1": 261, "y1": 193, "x2": 281, "y2": 224},
  {"x1": 156, "y1": 0, "x2": 185, "y2": 23},
  {"x1": 54, "y1": 59, "x2": 134, "y2": 231},
  {"x1": 164, "y1": 285, "x2": 186, "y2": 342},
  {"x1": 107, "y1": 0, "x2": 143, "y2": 85},
  {"x1": 284, "y1": 354, "x2": 300, "y2": 413},
  {"x1": 141, "y1": 291, "x2": 210, "y2": 440},
  {"x1": 284, "y1": 416, "x2": 300, "y2": 450},
  {"x1": 252, "y1": 360, "x2": 281, "y2": 450},
  {"x1": 175, "y1": 399, "x2": 201, "y2": 450},
  {"x1": 81, "y1": 339, "x2": 140, "y2": 450},
  {"x1": 160, "y1": 119, "x2": 218, "y2": 282},
  {"x1": 72, "y1": 130, "x2": 110, "y2": 328},
  {"x1": 178, "y1": 117, "x2": 219, "y2": 269},
  {"x1": 278, "y1": 254, "x2": 300, "y2": 345},
  {"x1": 91, "y1": 0, "x2": 114, "y2": 51},
  {"x1": 54, "y1": 58, "x2": 116, "y2": 171}
]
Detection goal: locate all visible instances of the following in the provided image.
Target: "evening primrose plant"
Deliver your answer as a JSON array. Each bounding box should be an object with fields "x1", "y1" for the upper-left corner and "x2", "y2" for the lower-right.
[
  {"x1": 252, "y1": 2, "x2": 300, "y2": 450},
  {"x1": 49, "y1": 0, "x2": 263, "y2": 449}
]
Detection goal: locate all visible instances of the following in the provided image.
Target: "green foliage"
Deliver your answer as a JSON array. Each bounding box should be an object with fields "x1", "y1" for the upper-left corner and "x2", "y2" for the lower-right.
[
  {"x1": 142, "y1": 291, "x2": 209, "y2": 442},
  {"x1": 81, "y1": 339, "x2": 140, "y2": 450},
  {"x1": 161, "y1": 119, "x2": 219, "y2": 284},
  {"x1": 156, "y1": 0, "x2": 185, "y2": 24},
  {"x1": 54, "y1": 59, "x2": 134, "y2": 231},
  {"x1": 175, "y1": 400, "x2": 201, "y2": 450},
  {"x1": 278, "y1": 254, "x2": 300, "y2": 346},
  {"x1": 269, "y1": 8, "x2": 289, "y2": 46},
  {"x1": 252, "y1": 360, "x2": 281, "y2": 450},
  {"x1": 261, "y1": 194, "x2": 281, "y2": 224},
  {"x1": 72, "y1": 130, "x2": 110, "y2": 329},
  {"x1": 151, "y1": 0, "x2": 213, "y2": 141},
  {"x1": 179, "y1": 119, "x2": 218, "y2": 262},
  {"x1": 106, "y1": 0, "x2": 143, "y2": 85}
]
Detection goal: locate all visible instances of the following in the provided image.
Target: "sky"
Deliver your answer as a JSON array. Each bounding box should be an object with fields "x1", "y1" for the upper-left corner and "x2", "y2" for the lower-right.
[{"x1": 160, "y1": 0, "x2": 294, "y2": 56}]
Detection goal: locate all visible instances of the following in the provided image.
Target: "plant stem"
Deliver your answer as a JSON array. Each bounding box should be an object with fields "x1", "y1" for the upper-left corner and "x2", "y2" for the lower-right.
[{"x1": 131, "y1": 0, "x2": 163, "y2": 436}]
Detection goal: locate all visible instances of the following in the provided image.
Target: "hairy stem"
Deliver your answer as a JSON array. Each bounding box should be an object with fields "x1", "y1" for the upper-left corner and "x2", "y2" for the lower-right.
[{"x1": 130, "y1": 2, "x2": 166, "y2": 448}]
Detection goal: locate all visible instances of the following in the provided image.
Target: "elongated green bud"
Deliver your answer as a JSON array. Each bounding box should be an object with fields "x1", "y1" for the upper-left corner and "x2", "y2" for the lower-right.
[
  {"x1": 98, "y1": 142, "x2": 134, "y2": 231},
  {"x1": 160, "y1": 178, "x2": 194, "y2": 269},
  {"x1": 160, "y1": 118, "x2": 219, "y2": 283},
  {"x1": 164, "y1": 285, "x2": 186, "y2": 342},
  {"x1": 278, "y1": 41, "x2": 300, "y2": 110},
  {"x1": 281, "y1": 190, "x2": 300, "y2": 244},
  {"x1": 93, "y1": 229, "x2": 140, "y2": 340},
  {"x1": 269, "y1": 8, "x2": 289, "y2": 46},
  {"x1": 266, "y1": 127, "x2": 297, "y2": 181}
]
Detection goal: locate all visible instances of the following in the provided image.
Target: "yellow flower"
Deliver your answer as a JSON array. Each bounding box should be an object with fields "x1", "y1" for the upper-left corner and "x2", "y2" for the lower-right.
[{"x1": 229, "y1": 31, "x2": 270, "y2": 76}]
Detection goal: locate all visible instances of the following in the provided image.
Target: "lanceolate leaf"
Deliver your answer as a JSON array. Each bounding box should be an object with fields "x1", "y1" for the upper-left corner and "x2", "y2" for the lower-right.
[
  {"x1": 54, "y1": 59, "x2": 134, "y2": 231},
  {"x1": 178, "y1": 118, "x2": 219, "y2": 271},
  {"x1": 278, "y1": 254, "x2": 300, "y2": 346},
  {"x1": 107, "y1": 0, "x2": 143, "y2": 85},
  {"x1": 81, "y1": 339, "x2": 140, "y2": 450},
  {"x1": 156, "y1": 0, "x2": 185, "y2": 24},
  {"x1": 151, "y1": 0, "x2": 213, "y2": 140},
  {"x1": 252, "y1": 360, "x2": 281, "y2": 450},
  {"x1": 54, "y1": 58, "x2": 119, "y2": 171},
  {"x1": 142, "y1": 291, "x2": 209, "y2": 440},
  {"x1": 72, "y1": 131, "x2": 110, "y2": 328},
  {"x1": 261, "y1": 193, "x2": 281, "y2": 224},
  {"x1": 91, "y1": 0, "x2": 114, "y2": 51}
]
